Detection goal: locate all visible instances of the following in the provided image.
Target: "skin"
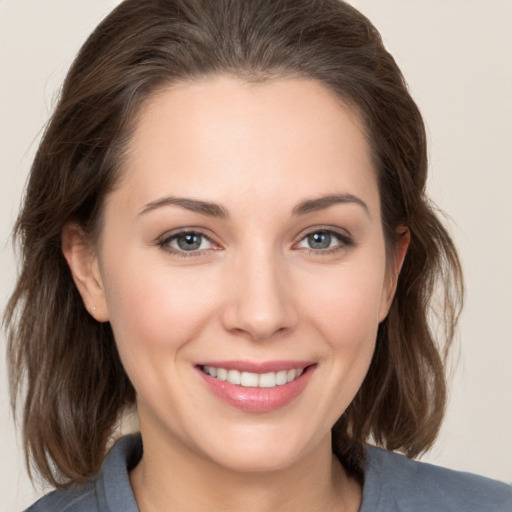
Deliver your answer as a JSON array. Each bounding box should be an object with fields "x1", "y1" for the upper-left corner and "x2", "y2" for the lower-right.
[{"x1": 63, "y1": 76, "x2": 408, "y2": 512}]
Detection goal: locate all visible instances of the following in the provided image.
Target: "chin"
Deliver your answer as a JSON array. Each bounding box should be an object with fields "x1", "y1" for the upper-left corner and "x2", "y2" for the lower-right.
[
  {"x1": 195, "y1": 424, "x2": 328, "y2": 474},
  {"x1": 206, "y1": 447, "x2": 303, "y2": 474}
]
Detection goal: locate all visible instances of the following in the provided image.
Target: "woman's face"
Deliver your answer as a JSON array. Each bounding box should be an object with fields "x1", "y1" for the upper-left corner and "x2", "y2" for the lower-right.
[{"x1": 87, "y1": 77, "x2": 400, "y2": 472}]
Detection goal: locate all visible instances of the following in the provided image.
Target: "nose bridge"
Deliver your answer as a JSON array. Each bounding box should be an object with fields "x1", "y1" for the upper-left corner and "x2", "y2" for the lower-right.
[{"x1": 222, "y1": 243, "x2": 297, "y2": 341}]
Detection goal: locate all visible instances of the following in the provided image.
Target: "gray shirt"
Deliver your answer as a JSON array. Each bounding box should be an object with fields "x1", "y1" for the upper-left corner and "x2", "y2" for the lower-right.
[{"x1": 26, "y1": 434, "x2": 512, "y2": 511}]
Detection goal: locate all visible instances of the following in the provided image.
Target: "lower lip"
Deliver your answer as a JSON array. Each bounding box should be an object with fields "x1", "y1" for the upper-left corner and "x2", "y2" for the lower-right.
[{"x1": 197, "y1": 366, "x2": 316, "y2": 412}]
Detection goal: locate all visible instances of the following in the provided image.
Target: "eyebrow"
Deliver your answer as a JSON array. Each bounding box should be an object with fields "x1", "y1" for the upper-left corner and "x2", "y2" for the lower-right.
[
  {"x1": 138, "y1": 193, "x2": 369, "y2": 219},
  {"x1": 292, "y1": 194, "x2": 370, "y2": 216},
  {"x1": 139, "y1": 196, "x2": 229, "y2": 218}
]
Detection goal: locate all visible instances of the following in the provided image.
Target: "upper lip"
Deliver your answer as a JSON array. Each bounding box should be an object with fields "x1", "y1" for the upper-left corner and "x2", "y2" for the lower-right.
[{"x1": 195, "y1": 360, "x2": 315, "y2": 373}]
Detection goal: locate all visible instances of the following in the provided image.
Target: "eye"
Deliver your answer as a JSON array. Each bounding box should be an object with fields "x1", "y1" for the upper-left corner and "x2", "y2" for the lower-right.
[
  {"x1": 159, "y1": 231, "x2": 215, "y2": 254},
  {"x1": 296, "y1": 229, "x2": 353, "y2": 252}
]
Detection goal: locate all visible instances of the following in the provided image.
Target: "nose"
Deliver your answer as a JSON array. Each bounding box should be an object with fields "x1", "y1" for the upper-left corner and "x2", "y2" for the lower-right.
[{"x1": 221, "y1": 250, "x2": 299, "y2": 341}]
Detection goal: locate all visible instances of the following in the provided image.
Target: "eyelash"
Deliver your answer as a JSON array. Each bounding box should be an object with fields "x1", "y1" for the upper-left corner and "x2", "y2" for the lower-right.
[
  {"x1": 157, "y1": 228, "x2": 354, "y2": 258},
  {"x1": 295, "y1": 228, "x2": 354, "y2": 256},
  {"x1": 157, "y1": 229, "x2": 218, "y2": 258}
]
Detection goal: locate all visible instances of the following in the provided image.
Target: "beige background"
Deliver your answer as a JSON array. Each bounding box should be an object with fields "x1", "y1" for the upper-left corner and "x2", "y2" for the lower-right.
[{"x1": 1, "y1": 1, "x2": 511, "y2": 510}]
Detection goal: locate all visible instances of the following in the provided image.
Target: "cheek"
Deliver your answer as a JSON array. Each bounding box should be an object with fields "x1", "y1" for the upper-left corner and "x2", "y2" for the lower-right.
[
  {"x1": 281, "y1": 262, "x2": 385, "y2": 434},
  {"x1": 318, "y1": 281, "x2": 381, "y2": 377},
  {"x1": 297, "y1": 254, "x2": 387, "y2": 392},
  {"x1": 302, "y1": 261, "x2": 387, "y2": 342},
  {"x1": 101, "y1": 260, "x2": 225, "y2": 419},
  {"x1": 102, "y1": 256, "x2": 221, "y2": 358}
]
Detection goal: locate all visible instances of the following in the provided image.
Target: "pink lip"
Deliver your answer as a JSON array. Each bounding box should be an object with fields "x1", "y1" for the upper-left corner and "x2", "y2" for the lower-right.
[{"x1": 195, "y1": 361, "x2": 316, "y2": 413}]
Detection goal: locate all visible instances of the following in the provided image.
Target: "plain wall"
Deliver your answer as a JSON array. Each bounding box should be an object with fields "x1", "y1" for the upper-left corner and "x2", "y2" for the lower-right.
[{"x1": 1, "y1": 1, "x2": 511, "y2": 510}]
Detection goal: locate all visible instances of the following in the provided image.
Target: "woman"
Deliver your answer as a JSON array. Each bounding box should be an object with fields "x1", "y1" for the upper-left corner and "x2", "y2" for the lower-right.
[{"x1": 4, "y1": 0, "x2": 511, "y2": 510}]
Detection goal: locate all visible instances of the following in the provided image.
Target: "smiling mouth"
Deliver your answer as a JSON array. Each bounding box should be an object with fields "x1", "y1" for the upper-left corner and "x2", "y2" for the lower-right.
[{"x1": 200, "y1": 365, "x2": 305, "y2": 388}]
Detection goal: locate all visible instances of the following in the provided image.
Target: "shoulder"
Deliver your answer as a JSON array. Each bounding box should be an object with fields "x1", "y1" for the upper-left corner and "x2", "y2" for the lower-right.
[
  {"x1": 23, "y1": 435, "x2": 142, "y2": 512},
  {"x1": 25, "y1": 482, "x2": 98, "y2": 512},
  {"x1": 361, "y1": 445, "x2": 512, "y2": 512}
]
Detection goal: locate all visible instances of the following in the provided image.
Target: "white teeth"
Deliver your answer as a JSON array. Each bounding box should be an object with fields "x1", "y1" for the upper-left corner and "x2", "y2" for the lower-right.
[
  {"x1": 202, "y1": 366, "x2": 306, "y2": 388},
  {"x1": 259, "y1": 372, "x2": 276, "y2": 388},
  {"x1": 203, "y1": 365, "x2": 217, "y2": 378},
  {"x1": 227, "y1": 369, "x2": 241, "y2": 385},
  {"x1": 275, "y1": 370, "x2": 288, "y2": 385},
  {"x1": 240, "y1": 371, "x2": 259, "y2": 387}
]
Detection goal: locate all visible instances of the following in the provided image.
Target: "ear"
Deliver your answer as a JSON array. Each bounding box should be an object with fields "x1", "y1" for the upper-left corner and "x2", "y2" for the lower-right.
[
  {"x1": 378, "y1": 226, "x2": 410, "y2": 322},
  {"x1": 61, "y1": 223, "x2": 109, "y2": 322}
]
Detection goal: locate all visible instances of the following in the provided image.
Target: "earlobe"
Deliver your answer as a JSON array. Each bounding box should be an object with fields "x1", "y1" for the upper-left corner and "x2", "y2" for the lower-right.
[
  {"x1": 378, "y1": 226, "x2": 410, "y2": 322},
  {"x1": 61, "y1": 223, "x2": 109, "y2": 322}
]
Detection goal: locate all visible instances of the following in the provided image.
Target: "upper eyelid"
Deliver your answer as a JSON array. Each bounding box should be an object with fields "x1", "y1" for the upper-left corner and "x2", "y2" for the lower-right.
[
  {"x1": 157, "y1": 230, "x2": 217, "y2": 253},
  {"x1": 158, "y1": 227, "x2": 216, "y2": 243},
  {"x1": 295, "y1": 226, "x2": 353, "y2": 241}
]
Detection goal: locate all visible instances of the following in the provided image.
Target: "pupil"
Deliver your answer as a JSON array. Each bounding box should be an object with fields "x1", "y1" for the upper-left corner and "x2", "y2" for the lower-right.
[
  {"x1": 308, "y1": 232, "x2": 331, "y2": 249},
  {"x1": 177, "y1": 234, "x2": 201, "y2": 251}
]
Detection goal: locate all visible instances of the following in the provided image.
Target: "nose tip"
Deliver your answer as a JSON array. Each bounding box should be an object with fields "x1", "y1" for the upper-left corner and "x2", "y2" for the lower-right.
[
  {"x1": 221, "y1": 260, "x2": 298, "y2": 342},
  {"x1": 229, "y1": 308, "x2": 291, "y2": 342}
]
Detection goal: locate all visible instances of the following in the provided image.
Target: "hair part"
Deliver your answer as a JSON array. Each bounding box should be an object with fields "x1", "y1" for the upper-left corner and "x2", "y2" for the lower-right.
[{"x1": 5, "y1": 0, "x2": 463, "y2": 486}]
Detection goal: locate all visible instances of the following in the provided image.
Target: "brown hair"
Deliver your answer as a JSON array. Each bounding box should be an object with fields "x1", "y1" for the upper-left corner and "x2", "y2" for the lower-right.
[{"x1": 4, "y1": 0, "x2": 463, "y2": 486}]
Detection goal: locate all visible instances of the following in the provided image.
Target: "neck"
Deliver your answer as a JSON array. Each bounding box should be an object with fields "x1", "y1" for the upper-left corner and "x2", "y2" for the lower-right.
[{"x1": 130, "y1": 422, "x2": 361, "y2": 512}]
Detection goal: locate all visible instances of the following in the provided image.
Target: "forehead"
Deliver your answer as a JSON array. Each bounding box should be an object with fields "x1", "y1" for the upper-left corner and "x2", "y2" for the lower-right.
[{"x1": 117, "y1": 76, "x2": 379, "y2": 216}]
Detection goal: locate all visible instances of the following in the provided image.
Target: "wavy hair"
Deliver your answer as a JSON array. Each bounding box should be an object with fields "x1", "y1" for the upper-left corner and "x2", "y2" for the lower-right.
[{"x1": 4, "y1": 0, "x2": 463, "y2": 486}]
